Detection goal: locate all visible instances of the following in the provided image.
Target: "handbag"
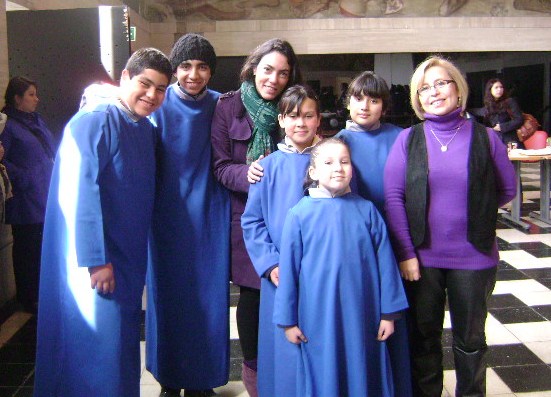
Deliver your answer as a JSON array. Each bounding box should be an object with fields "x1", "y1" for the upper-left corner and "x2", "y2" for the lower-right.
[{"x1": 516, "y1": 113, "x2": 540, "y2": 142}]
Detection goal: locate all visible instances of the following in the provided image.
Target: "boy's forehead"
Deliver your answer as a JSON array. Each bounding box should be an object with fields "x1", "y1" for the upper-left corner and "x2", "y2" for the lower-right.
[{"x1": 133, "y1": 69, "x2": 169, "y2": 86}]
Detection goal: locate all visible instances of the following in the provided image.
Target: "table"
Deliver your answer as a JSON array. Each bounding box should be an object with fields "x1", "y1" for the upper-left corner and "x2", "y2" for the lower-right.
[{"x1": 503, "y1": 153, "x2": 551, "y2": 229}]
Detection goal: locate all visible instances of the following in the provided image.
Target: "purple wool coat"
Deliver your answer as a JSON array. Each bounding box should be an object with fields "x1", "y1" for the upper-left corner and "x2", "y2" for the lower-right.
[{"x1": 211, "y1": 90, "x2": 281, "y2": 289}]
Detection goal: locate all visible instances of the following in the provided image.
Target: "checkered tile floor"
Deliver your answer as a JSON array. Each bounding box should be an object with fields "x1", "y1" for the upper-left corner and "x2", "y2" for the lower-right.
[{"x1": 1, "y1": 162, "x2": 551, "y2": 397}]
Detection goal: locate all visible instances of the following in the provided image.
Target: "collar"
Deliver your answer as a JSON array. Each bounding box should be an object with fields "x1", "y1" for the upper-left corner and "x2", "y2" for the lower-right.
[
  {"x1": 345, "y1": 120, "x2": 381, "y2": 132},
  {"x1": 423, "y1": 107, "x2": 466, "y2": 132},
  {"x1": 308, "y1": 186, "x2": 351, "y2": 198},
  {"x1": 277, "y1": 135, "x2": 321, "y2": 154},
  {"x1": 175, "y1": 82, "x2": 208, "y2": 101},
  {"x1": 116, "y1": 99, "x2": 140, "y2": 122}
]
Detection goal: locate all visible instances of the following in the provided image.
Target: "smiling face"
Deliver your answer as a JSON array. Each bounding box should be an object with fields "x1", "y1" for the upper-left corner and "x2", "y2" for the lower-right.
[
  {"x1": 119, "y1": 68, "x2": 169, "y2": 118},
  {"x1": 278, "y1": 97, "x2": 320, "y2": 152},
  {"x1": 491, "y1": 81, "x2": 504, "y2": 100},
  {"x1": 175, "y1": 59, "x2": 211, "y2": 96},
  {"x1": 349, "y1": 93, "x2": 383, "y2": 130},
  {"x1": 15, "y1": 85, "x2": 39, "y2": 113},
  {"x1": 254, "y1": 51, "x2": 290, "y2": 101},
  {"x1": 419, "y1": 66, "x2": 459, "y2": 116},
  {"x1": 309, "y1": 142, "x2": 352, "y2": 197}
]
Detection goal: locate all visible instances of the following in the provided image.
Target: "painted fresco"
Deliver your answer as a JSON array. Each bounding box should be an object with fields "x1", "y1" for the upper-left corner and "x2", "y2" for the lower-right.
[{"x1": 139, "y1": 0, "x2": 551, "y2": 22}]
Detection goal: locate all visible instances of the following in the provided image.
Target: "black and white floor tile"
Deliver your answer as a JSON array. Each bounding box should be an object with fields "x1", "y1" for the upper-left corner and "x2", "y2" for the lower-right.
[{"x1": 1, "y1": 163, "x2": 551, "y2": 397}]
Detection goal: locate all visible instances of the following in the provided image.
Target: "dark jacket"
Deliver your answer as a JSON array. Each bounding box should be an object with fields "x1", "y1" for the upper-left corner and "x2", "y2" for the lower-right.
[
  {"x1": 471, "y1": 97, "x2": 523, "y2": 145},
  {"x1": 2, "y1": 106, "x2": 56, "y2": 224},
  {"x1": 210, "y1": 90, "x2": 281, "y2": 289}
]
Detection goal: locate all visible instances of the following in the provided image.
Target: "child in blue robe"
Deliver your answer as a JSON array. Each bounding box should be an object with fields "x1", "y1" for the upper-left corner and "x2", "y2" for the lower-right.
[
  {"x1": 241, "y1": 85, "x2": 321, "y2": 397},
  {"x1": 145, "y1": 33, "x2": 230, "y2": 397},
  {"x1": 33, "y1": 48, "x2": 172, "y2": 397},
  {"x1": 274, "y1": 138, "x2": 409, "y2": 397},
  {"x1": 335, "y1": 71, "x2": 412, "y2": 396}
]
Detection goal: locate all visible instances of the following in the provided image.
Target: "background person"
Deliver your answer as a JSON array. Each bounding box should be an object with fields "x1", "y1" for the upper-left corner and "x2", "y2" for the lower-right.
[
  {"x1": 471, "y1": 77, "x2": 524, "y2": 147},
  {"x1": 211, "y1": 38, "x2": 302, "y2": 397},
  {"x1": 1, "y1": 76, "x2": 56, "y2": 314},
  {"x1": 384, "y1": 55, "x2": 517, "y2": 397}
]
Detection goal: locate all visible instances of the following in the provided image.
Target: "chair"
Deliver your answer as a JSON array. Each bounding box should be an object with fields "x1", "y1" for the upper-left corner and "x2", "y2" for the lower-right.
[{"x1": 524, "y1": 130, "x2": 548, "y2": 149}]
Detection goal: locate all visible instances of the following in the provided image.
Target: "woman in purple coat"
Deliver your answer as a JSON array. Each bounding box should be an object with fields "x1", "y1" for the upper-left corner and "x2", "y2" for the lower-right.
[
  {"x1": 210, "y1": 38, "x2": 301, "y2": 397},
  {"x1": 2, "y1": 76, "x2": 56, "y2": 313}
]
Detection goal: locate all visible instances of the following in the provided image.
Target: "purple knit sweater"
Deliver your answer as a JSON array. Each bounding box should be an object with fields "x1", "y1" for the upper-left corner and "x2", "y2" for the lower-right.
[{"x1": 384, "y1": 108, "x2": 517, "y2": 270}]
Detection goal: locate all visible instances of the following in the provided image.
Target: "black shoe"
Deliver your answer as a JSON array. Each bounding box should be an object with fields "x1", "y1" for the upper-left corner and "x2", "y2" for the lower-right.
[
  {"x1": 159, "y1": 386, "x2": 181, "y2": 397},
  {"x1": 184, "y1": 390, "x2": 216, "y2": 397}
]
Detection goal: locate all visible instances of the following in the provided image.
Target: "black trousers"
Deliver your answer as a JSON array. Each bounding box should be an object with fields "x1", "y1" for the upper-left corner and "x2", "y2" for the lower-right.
[
  {"x1": 11, "y1": 223, "x2": 44, "y2": 310},
  {"x1": 406, "y1": 266, "x2": 497, "y2": 397},
  {"x1": 236, "y1": 286, "x2": 260, "y2": 362}
]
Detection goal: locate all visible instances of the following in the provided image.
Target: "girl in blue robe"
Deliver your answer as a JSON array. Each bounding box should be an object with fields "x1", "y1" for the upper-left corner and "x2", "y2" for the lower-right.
[
  {"x1": 33, "y1": 49, "x2": 172, "y2": 397},
  {"x1": 274, "y1": 138, "x2": 409, "y2": 397},
  {"x1": 241, "y1": 85, "x2": 321, "y2": 397},
  {"x1": 335, "y1": 71, "x2": 412, "y2": 396}
]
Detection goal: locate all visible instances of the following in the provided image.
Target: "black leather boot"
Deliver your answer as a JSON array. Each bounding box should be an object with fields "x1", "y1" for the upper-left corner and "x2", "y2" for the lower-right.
[{"x1": 453, "y1": 345, "x2": 487, "y2": 397}]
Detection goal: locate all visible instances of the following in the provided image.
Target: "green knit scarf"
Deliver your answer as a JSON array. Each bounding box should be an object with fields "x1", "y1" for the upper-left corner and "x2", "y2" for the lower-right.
[{"x1": 241, "y1": 81, "x2": 278, "y2": 164}]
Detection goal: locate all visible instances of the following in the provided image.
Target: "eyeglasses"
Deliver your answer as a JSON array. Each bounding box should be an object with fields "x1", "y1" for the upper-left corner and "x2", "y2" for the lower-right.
[{"x1": 417, "y1": 79, "x2": 455, "y2": 96}]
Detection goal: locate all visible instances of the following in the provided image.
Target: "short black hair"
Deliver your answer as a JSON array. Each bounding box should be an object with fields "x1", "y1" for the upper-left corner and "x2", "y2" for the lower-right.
[
  {"x1": 347, "y1": 71, "x2": 391, "y2": 112},
  {"x1": 125, "y1": 48, "x2": 172, "y2": 84}
]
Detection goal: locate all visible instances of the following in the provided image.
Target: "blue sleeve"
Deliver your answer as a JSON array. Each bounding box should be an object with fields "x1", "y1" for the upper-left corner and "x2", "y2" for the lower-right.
[
  {"x1": 59, "y1": 111, "x2": 113, "y2": 268},
  {"x1": 241, "y1": 175, "x2": 280, "y2": 277},
  {"x1": 273, "y1": 210, "x2": 302, "y2": 326}
]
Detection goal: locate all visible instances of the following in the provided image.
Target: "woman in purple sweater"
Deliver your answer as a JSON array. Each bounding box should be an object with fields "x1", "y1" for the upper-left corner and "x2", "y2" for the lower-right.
[{"x1": 384, "y1": 56, "x2": 517, "y2": 397}]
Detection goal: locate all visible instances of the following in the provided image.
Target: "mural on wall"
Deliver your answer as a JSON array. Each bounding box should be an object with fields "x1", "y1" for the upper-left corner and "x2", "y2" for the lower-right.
[{"x1": 139, "y1": 0, "x2": 551, "y2": 22}]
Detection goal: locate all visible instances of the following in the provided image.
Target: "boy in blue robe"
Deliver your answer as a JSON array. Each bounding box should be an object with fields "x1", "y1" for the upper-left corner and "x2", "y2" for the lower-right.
[
  {"x1": 242, "y1": 85, "x2": 321, "y2": 397},
  {"x1": 335, "y1": 71, "x2": 412, "y2": 396},
  {"x1": 145, "y1": 34, "x2": 231, "y2": 397},
  {"x1": 33, "y1": 48, "x2": 172, "y2": 397},
  {"x1": 274, "y1": 138, "x2": 409, "y2": 397}
]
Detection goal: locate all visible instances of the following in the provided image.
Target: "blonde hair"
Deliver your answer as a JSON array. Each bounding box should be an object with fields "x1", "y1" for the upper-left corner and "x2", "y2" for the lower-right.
[{"x1": 409, "y1": 55, "x2": 469, "y2": 120}]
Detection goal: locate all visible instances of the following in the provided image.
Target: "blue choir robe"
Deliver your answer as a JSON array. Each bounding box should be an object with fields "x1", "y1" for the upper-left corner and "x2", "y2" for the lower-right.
[
  {"x1": 34, "y1": 101, "x2": 157, "y2": 397},
  {"x1": 274, "y1": 193, "x2": 409, "y2": 397},
  {"x1": 241, "y1": 149, "x2": 311, "y2": 397},
  {"x1": 337, "y1": 123, "x2": 413, "y2": 397},
  {"x1": 336, "y1": 122, "x2": 401, "y2": 212},
  {"x1": 146, "y1": 85, "x2": 231, "y2": 389}
]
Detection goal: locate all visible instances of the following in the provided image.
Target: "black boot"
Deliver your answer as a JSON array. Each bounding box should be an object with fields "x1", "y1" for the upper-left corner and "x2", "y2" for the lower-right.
[
  {"x1": 159, "y1": 386, "x2": 181, "y2": 397},
  {"x1": 453, "y1": 345, "x2": 487, "y2": 397}
]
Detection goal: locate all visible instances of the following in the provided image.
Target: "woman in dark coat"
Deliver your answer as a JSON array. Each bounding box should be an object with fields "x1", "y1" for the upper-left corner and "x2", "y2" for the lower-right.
[
  {"x1": 472, "y1": 77, "x2": 524, "y2": 147},
  {"x1": 210, "y1": 38, "x2": 301, "y2": 397},
  {"x1": 2, "y1": 76, "x2": 56, "y2": 313}
]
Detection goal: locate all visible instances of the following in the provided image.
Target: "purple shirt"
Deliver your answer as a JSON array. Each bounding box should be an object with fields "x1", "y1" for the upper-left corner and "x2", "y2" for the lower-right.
[{"x1": 384, "y1": 109, "x2": 517, "y2": 270}]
